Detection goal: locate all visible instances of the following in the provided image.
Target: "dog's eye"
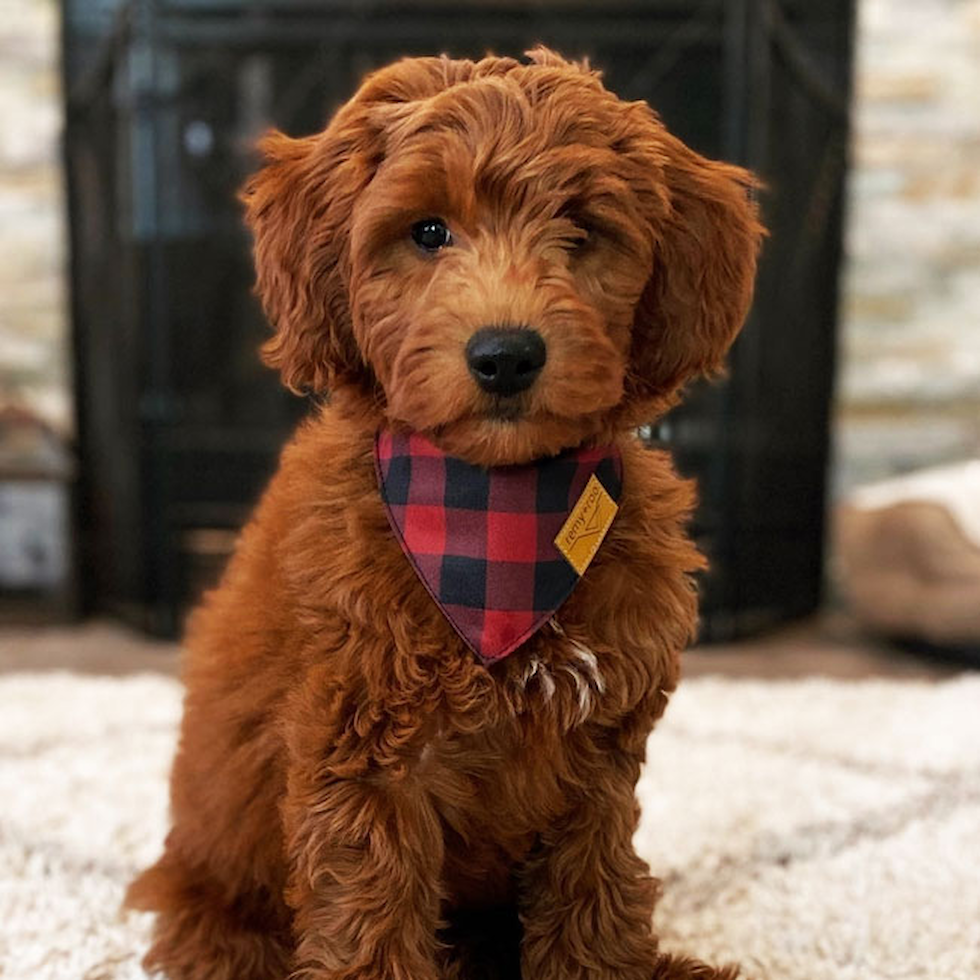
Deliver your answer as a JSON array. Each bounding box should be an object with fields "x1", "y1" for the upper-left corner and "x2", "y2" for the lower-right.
[
  {"x1": 557, "y1": 207, "x2": 593, "y2": 252},
  {"x1": 570, "y1": 223, "x2": 591, "y2": 249},
  {"x1": 411, "y1": 218, "x2": 452, "y2": 252}
]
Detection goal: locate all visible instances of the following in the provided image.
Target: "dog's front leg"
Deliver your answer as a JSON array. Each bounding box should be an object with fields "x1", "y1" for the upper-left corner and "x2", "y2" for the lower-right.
[
  {"x1": 518, "y1": 734, "x2": 660, "y2": 980},
  {"x1": 284, "y1": 775, "x2": 443, "y2": 980},
  {"x1": 282, "y1": 686, "x2": 444, "y2": 980}
]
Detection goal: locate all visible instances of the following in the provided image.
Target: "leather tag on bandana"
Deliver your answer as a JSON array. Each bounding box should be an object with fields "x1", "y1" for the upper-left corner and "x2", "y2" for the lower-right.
[{"x1": 554, "y1": 474, "x2": 619, "y2": 575}]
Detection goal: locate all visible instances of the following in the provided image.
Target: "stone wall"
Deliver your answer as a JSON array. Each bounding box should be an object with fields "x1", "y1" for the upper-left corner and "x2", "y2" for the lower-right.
[
  {"x1": 0, "y1": 0, "x2": 977, "y2": 486},
  {"x1": 0, "y1": 0, "x2": 67, "y2": 432},
  {"x1": 835, "y1": 0, "x2": 980, "y2": 494}
]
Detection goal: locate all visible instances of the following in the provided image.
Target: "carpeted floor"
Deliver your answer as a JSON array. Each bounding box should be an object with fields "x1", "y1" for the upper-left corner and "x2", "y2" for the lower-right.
[{"x1": 2, "y1": 671, "x2": 979, "y2": 980}]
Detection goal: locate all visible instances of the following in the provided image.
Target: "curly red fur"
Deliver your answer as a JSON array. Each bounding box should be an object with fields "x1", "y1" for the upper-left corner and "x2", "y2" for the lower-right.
[{"x1": 125, "y1": 47, "x2": 762, "y2": 980}]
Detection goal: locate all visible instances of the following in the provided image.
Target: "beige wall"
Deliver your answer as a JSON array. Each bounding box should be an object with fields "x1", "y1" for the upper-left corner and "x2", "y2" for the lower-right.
[
  {"x1": 0, "y1": 0, "x2": 977, "y2": 483},
  {"x1": 835, "y1": 0, "x2": 980, "y2": 493},
  {"x1": 0, "y1": 0, "x2": 67, "y2": 432}
]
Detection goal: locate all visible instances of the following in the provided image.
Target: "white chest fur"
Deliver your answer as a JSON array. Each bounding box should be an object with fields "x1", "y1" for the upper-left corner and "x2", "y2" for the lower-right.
[{"x1": 516, "y1": 620, "x2": 606, "y2": 727}]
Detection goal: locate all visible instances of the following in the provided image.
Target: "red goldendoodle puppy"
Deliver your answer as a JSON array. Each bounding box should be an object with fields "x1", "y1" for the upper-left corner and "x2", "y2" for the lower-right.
[{"x1": 126, "y1": 48, "x2": 762, "y2": 980}]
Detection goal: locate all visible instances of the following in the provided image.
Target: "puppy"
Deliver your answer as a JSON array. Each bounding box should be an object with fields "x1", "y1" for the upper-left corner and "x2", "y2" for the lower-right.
[{"x1": 126, "y1": 48, "x2": 762, "y2": 980}]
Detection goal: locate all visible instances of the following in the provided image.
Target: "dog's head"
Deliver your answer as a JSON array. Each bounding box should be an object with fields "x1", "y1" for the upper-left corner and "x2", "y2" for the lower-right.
[{"x1": 242, "y1": 49, "x2": 763, "y2": 465}]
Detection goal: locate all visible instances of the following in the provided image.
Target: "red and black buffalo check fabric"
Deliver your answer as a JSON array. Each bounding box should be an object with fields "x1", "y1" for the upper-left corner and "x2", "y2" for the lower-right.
[{"x1": 374, "y1": 428, "x2": 623, "y2": 663}]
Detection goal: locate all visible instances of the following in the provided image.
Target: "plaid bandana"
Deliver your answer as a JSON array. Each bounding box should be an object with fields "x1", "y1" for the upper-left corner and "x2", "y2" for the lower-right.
[{"x1": 375, "y1": 428, "x2": 623, "y2": 663}]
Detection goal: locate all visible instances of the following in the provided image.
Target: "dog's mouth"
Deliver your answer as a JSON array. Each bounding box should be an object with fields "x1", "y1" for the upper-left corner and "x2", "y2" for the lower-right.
[
  {"x1": 423, "y1": 401, "x2": 611, "y2": 468},
  {"x1": 483, "y1": 397, "x2": 526, "y2": 423}
]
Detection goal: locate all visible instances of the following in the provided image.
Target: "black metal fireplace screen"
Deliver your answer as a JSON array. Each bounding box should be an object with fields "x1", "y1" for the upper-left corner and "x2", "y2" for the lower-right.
[{"x1": 62, "y1": 0, "x2": 855, "y2": 639}]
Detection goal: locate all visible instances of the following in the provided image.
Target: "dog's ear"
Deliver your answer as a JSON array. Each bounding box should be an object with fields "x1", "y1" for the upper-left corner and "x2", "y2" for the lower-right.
[
  {"x1": 623, "y1": 113, "x2": 765, "y2": 418},
  {"x1": 240, "y1": 113, "x2": 381, "y2": 394}
]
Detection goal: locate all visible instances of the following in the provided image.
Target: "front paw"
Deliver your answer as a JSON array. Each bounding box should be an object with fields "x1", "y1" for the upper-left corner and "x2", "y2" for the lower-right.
[{"x1": 652, "y1": 952, "x2": 740, "y2": 980}]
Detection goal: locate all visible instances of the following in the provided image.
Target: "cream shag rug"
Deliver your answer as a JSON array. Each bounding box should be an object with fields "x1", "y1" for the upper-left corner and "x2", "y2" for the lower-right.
[{"x1": 2, "y1": 672, "x2": 979, "y2": 980}]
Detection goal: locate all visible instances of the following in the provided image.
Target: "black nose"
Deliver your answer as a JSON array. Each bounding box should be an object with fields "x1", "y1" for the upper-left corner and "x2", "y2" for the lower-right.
[{"x1": 465, "y1": 327, "x2": 547, "y2": 397}]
